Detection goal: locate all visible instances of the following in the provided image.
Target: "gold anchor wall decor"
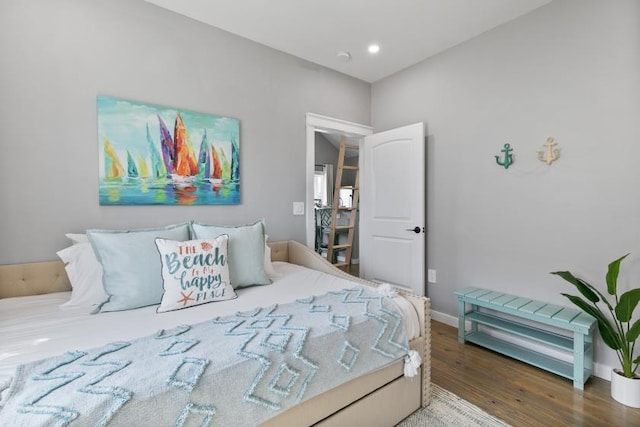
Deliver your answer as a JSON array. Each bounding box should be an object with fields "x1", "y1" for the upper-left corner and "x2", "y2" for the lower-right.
[
  {"x1": 538, "y1": 137, "x2": 560, "y2": 165},
  {"x1": 495, "y1": 143, "x2": 514, "y2": 169}
]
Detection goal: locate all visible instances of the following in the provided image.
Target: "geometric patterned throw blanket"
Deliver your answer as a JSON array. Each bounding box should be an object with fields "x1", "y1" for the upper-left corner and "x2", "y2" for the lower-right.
[{"x1": 0, "y1": 286, "x2": 411, "y2": 426}]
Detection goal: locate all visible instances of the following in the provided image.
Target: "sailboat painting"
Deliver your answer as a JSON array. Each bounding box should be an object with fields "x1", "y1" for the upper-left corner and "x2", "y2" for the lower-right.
[{"x1": 97, "y1": 95, "x2": 240, "y2": 205}]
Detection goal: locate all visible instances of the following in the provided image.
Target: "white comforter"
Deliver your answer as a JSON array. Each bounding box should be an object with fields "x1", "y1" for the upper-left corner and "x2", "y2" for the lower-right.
[{"x1": 0, "y1": 262, "x2": 418, "y2": 392}]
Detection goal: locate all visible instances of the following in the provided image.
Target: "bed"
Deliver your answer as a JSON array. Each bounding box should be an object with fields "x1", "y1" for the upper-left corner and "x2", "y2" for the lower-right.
[{"x1": 0, "y1": 239, "x2": 431, "y2": 426}]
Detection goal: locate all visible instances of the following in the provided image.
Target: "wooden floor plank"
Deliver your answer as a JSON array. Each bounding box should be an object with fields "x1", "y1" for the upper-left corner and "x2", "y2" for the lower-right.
[{"x1": 431, "y1": 320, "x2": 640, "y2": 427}]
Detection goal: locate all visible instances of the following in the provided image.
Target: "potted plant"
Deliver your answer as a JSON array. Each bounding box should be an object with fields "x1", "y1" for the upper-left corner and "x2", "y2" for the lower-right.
[{"x1": 551, "y1": 253, "x2": 640, "y2": 407}]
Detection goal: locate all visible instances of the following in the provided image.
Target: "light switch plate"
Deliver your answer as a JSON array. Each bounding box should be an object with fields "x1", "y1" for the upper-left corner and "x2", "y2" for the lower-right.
[
  {"x1": 293, "y1": 201, "x2": 305, "y2": 215},
  {"x1": 427, "y1": 269, "x2": 436, "y2": 283}
]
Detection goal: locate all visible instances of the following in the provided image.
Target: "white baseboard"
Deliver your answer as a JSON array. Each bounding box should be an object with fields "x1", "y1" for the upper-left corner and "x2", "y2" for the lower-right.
[
  {"x1": 431, "y1": 309, "x2": 612, "y2": 382},
  {"x1": 432, "y1": 310, "x2": 458, "y2": 327}
]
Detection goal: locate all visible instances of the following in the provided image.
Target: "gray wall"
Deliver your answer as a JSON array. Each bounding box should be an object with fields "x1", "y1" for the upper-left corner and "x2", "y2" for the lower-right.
[
  {"x1": 0, "y1": 0, "x2": 370, "y2": 263},
  {"x1": 314, "y1": 133, "x2": 339, "y2": 170},
  {"x1": 371, "y1": 0, "x2": 640, "y2": 373}
]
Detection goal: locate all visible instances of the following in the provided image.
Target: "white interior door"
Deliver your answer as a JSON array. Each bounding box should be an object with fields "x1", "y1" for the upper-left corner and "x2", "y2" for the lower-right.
[{"x1": 360, "y1": 123, "x2": 425, "y2": 296}]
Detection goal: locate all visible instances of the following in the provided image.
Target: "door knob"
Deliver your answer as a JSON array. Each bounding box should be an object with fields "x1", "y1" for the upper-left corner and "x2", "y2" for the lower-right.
[{"x1": 406, "y1": 226, "x2": 421, "y2": 234}]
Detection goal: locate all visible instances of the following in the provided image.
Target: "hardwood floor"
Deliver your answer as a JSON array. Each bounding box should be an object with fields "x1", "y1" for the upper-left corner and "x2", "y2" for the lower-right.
[
  {"x1": 431, "y1": 320, "x2": 640, "y2": 426},
  {"x1": 345, "y1": 263, "x2": 359, "y2": 277}
]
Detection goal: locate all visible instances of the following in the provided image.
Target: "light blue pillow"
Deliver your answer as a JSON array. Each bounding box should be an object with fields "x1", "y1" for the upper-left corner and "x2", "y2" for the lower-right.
[
  {"x1": 190, "y1": 220, "x2": 271, "y2": 288},
  {"x1": 87, "y1": 223, "x2": 190, "y2": 313}
]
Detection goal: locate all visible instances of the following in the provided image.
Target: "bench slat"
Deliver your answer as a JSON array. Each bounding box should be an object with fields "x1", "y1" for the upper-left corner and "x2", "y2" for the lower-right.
[
  {"x1": 504, "y1": 297, "x2": 533, "y2": 310},
  {"x1": 456, "y1": 287, "x2": 481, "y2": 296},
  {"x1": 519, "y1": 301, "x2": 547, "y2": 314},
  {"x1": 535, "y1": 304, "x2": 565, "y2": 318},
  {"x1": 477, "y1": 291, "x2": 505, "y2": 303},
  {"x1": 573, "y1": 312, "x2": 599, "y2": 329},
  {"x1": 551, "y1": 307, "x2": 582, "y2": 324},
  {"x1": 491, "y1": 294, "x2": 519, "y2": 306},
  {"x1": 464, "y1": 288, "x2": 493, "y2": 299}
]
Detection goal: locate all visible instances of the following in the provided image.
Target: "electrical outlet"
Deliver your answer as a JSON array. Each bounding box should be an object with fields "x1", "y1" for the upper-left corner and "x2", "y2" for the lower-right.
[{"x1": 427, "y1": 269, "x2": 436, "y2": 284}]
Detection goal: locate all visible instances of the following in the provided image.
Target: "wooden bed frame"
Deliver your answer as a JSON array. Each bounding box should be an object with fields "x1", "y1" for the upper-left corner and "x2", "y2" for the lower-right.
[{"x1": 0, "y1": 240, "x2": 431, "y2": 426}]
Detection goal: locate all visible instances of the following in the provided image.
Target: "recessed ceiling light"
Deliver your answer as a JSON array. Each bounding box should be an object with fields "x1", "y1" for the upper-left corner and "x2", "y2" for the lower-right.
[
  {"x1": 337, "y1": 51, "x2": 351, "y2": 62},
  {"x1": 368, "y1": 44, "x2": 380, "y2": 54}
]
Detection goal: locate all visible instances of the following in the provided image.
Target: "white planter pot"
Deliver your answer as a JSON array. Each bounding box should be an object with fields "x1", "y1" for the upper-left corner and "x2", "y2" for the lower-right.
[{"x1": 611, "y1": 369, "x2": 640, "y2": 408}]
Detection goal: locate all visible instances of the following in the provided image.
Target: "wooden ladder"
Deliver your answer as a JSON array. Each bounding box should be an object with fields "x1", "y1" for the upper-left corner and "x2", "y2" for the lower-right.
[{"x1": 327, "y1": 137, "x2": 359, "y2": 271}]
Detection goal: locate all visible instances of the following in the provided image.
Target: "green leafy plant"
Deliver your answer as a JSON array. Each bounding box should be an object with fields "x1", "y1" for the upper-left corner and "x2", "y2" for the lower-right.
[{"x1": 551, "y1": 254, "x2": 640, "y2": 378}]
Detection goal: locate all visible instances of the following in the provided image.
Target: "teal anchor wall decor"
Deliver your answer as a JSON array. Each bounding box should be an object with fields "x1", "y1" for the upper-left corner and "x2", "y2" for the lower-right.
[{"x1": 495, "y1": 143, "x2": 514, "y2": 169}]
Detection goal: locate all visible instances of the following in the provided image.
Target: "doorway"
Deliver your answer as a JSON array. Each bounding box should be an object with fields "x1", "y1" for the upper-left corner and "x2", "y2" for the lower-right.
[
  {"x1": 305, "y1": 114, "x2": 372, "y2": 268},
  {"x1": 313, "y1": 133, "x2": 360, "y2": 267}
]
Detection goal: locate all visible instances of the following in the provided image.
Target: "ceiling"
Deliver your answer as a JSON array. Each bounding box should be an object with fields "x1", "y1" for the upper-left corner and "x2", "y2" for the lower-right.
[{"x1": 144, "y1": 0, "x2": 551, "y2": 83}]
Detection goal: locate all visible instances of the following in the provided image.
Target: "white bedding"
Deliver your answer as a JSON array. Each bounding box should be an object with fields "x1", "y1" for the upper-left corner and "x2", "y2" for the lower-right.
[{"x1": 0, "y1": 261, "x2": 419, "y2": 392}]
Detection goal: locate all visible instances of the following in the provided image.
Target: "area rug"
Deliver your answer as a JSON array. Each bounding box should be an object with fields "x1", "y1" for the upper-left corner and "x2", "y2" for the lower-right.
[{"x1": 397, "y1": 384, "x2": 511, "y2": 427}]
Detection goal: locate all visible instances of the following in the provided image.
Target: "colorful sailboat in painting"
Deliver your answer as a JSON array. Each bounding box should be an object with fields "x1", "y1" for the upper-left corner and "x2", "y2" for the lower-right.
[
  {"x1": 126, "y1": 151, "x2": 139, "y2": 178},
  {"x1": 158, "y1": 115, "x2": 174, "y2": 176},
  {"x1": 172, "y1": 113, "x2": 199, "y2": 187},
  {"x1": 209, "y1": 145, "x2": 223, "y2": 184},
  {"x1": 197, "y1": 130, "x2": 211, "y2": 179},
  {"x1": 147, "y1": 123, "x2": 167, "y2": 179},
  {"x1": 219, "y1": 147, "x2": 231, "y2": 182},
  {"x1": 103, "y1": 137, "x2": 125, "y2": 181},
  {"x1": 230, "y1": 137, "x2": 239, "y2": 182},
  {"x1": 137, "y1": 155, "x2": 149, "y2": 178}
]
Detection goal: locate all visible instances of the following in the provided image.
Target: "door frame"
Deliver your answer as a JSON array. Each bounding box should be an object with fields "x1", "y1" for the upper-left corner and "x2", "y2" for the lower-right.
[{"x1": 305, "y1": 113, "x2": 373, "y2": 248}]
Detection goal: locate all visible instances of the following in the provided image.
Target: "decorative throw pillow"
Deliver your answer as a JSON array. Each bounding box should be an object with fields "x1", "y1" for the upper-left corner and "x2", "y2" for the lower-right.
[
  {"x1": 155, "y1": 235, "x2": 237, "y2": 313},
  {"x1": 190, "y1": 219, "x2": 271, "y2": 288},
  {"x1": 57, "y1": 243, "x2": 108, "y2": 312},
  {"x1": 87, "y1": 222, "x2": 191, "y2": 313}
]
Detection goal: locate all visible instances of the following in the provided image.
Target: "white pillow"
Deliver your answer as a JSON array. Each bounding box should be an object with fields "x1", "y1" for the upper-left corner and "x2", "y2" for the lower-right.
[
  {"x1": 65, "y1": 233, "x2": 89, "y2": 244},
  {"x1": 264, "y1": 235, "x2": 277, "y2": 278},
  {"x1": 155, "y1": 236, "x2": 237, "y2": 313},
  {"x1": 57, "y1": 243, "x2": 108, "y2": 311}
]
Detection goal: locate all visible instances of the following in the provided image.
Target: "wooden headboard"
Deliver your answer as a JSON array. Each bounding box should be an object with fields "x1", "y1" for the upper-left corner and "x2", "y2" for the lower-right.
[{"x1": 0, "y1": 241, "x2": 291, "y2": 300}]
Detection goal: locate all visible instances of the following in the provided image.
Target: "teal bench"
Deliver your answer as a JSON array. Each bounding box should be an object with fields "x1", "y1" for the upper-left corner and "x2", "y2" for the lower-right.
[{"x1": 454, "y1": 287, "x2": 597, "y2": 389}]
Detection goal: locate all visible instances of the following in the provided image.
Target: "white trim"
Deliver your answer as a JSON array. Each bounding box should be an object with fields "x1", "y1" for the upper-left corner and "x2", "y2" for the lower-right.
[
  {"x1": 594, "y1": 362, "x2": 612, "y2": 382},
  {"x1": 305, "y1": 113, "x2": 373, "y2": 248},
  {"x1": 306, "y1": 113, "x2": 374, "y2": 137},
  {"x1": 432, "y1": 309, "x2": 612, "y2": 381},
  {"x1": 432, "y1": 310, "x2": 458, "y2": 327}
]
